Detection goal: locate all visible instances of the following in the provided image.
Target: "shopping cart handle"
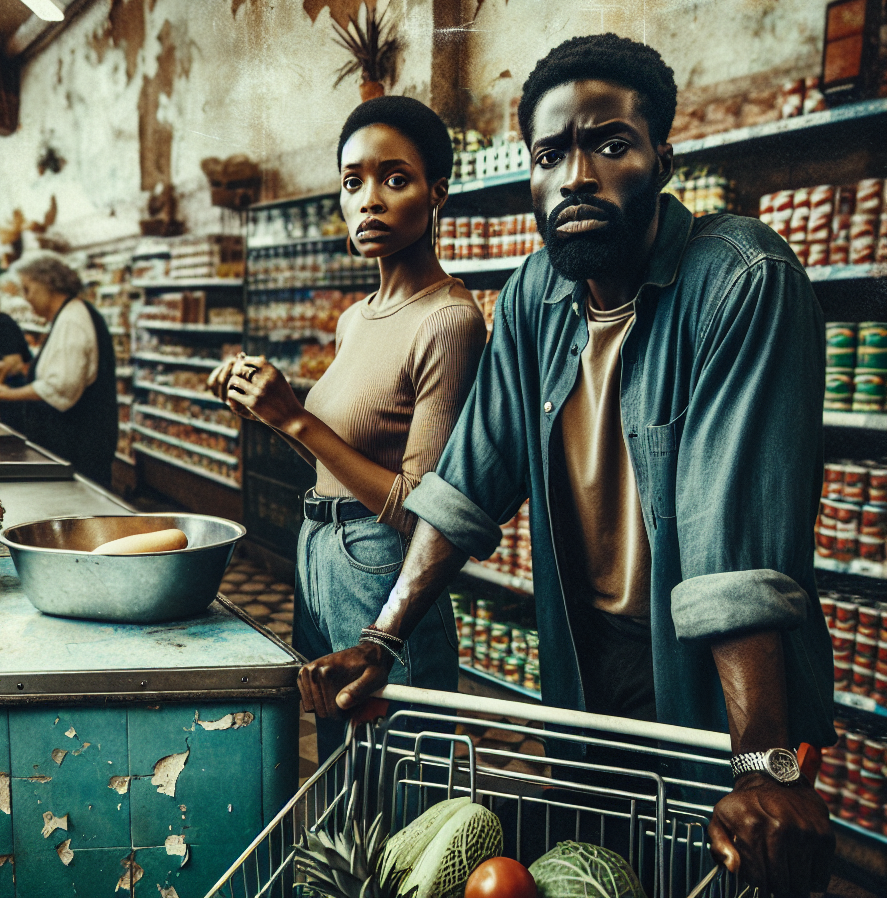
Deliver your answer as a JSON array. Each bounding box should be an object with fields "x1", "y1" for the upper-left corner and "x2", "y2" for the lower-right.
[{"x1": 374, "y1": 684, "x2": 733, "y2": 752}]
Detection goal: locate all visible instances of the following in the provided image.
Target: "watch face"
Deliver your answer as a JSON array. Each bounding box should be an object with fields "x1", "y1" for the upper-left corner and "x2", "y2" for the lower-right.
[{"x1": 766, "y1": 748, "x2": 800, "y2": 783}]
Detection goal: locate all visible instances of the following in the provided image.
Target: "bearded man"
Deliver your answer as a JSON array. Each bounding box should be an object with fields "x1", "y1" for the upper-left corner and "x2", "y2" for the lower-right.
[{"x1": 299, "y1": 33, "x2": 836, "y2": 897}]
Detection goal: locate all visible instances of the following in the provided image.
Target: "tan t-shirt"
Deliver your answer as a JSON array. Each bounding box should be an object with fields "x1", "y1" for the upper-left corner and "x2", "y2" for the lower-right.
[
  {"x1": 560, "y1": 299, "x2": 652, "y2": 618},
  {"x1": 304, "y1": 277, "x2": 486, "y2": 534}
]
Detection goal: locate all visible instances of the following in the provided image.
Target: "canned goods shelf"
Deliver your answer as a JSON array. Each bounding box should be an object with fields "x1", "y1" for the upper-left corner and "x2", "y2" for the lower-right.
[
  {"x1": 133, "y1": 403, "x2": 240, "y2": 439},
  {"x1": 823, "y1": 410, "x2": 887, "y2": 430},
  {"x1": 814, "y1": 554, "x2": 887, "y2": 580},
  {"x1": 835, "y1": 689, "x2": 887, "y2": 718},
  {"x1": 114, "y1": 451, "x2": 135, "y2": 466},
  {"x1": 131, "y1": 277, "x2": 243, "y2": 289},
  {"x1": 461, "y1": 559, "x2": 533, "y2": 594},
  {"x1": 116, "y1": 393, "x2": 134, "y2": 405},
  {"x1": 134, "y1": 379, "x2": 225, "y2": 405},
  {"x1": 132, "y1": 443, "x2": 240, "y2": 489},
  {"x1": 445, "y1": 255, "x2": 531, "y2": 274},
  {"x1": 134, "y1": 320, "x2": 244, "y2": 334},
  {"x1": 132, "y1": 352, "x2": 222, "y2": 370},
  {"x1": 807, "y1": 263, "x2": 883, "y2": 282},
  {"x1": 247, "y1": 234, "x2": 343, "y2": 251},
  {"x1": 832, "y1": 815, "x2": 887, "y2": 845},
  {"x1": 458, "y1": 660, "x2": 541, "y2": 701},
  {"x1": 131, "y1": 423, "x2": 239, "y2": 466},
  {"x1": 115, "y1": 365, "x2": 134, "y2": 378}
]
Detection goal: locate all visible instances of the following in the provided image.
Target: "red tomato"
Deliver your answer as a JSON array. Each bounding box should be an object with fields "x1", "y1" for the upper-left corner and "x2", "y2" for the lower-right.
[{"x1": 464, "y1": 857, "x2": 537, "y2": 898}]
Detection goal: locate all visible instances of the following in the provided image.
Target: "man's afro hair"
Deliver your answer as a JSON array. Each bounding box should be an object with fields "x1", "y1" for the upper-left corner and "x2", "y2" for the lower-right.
[
  {"x1": 518, "y1": 33, "x2": 677, "y2": 147},
  {"x1": 337, "y1": 95, "x2": 453, "y2": 183}
]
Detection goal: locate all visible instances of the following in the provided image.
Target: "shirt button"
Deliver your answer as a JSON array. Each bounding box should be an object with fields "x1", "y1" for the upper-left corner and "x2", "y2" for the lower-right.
[
  {"x1": 571, "y1": 344, "x2": 578, "y2": 355},
  {"x1": 543, "y1": 401, "x2": 553, "y2": 413}
]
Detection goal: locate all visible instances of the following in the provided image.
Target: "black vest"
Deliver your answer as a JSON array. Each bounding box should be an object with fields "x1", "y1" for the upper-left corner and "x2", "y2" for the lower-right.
[{"x1": 25, "y1": 299, "x2": 118, "y2": 487}]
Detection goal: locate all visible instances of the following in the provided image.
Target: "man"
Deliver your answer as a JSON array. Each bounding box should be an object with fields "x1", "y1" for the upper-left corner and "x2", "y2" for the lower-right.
[{"x1": 299, "y1": 34, "x2": 835, "y2": 896}]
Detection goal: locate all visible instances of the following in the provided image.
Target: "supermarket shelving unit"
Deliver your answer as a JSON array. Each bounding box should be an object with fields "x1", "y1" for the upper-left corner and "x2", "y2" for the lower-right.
[
  {"x1": 241, "y1": 194, "x2": 380, "y2": 561},
  {"x1": 130, "y1": 275, "x2": 245, "y2": 520}
]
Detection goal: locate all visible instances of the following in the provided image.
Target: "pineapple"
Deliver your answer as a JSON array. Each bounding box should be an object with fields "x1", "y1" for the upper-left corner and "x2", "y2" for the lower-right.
[{"x1": 293, "y1": 781, "x2": 390, "y2": 898}]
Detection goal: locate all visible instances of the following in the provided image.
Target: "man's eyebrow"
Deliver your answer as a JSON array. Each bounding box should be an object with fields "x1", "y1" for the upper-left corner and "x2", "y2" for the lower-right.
[{"x1": 532, "y1": 119, "x2": 641, "y2": 152}]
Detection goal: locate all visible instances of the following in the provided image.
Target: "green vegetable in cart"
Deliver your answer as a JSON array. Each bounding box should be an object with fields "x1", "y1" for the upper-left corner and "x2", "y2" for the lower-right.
[
  {"x1": 378, "y1": 796, "x2": 503, "y2": 898},
  {"x1": 527, "y1": 841, "x2": 647, "y2": 898},
  {"x1": 293, "y1": 781, "x2": 389, "y2": 898}
]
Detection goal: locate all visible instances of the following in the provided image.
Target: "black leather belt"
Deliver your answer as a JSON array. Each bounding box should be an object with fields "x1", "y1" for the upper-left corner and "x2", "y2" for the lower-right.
[{"x1": 303, "y1": 493, "x2": 374, "y2": 524}]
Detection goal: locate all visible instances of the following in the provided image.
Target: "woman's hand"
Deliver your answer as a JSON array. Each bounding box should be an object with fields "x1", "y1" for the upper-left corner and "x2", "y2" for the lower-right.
[
  {"x1": 0, "y1": 383, "x2": 14, "y2": 400},
  {"x1": 226, "y1": 353, "x2": 305, "y2": 431},
  {"x1": 206, "y1": 356, "x2": 259, "y2": 421}
]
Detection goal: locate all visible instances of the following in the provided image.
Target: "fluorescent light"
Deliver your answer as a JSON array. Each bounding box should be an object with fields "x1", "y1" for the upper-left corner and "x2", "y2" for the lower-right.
[{"x1": 19, "y1": 0, "x2": 65, "y2": 22}]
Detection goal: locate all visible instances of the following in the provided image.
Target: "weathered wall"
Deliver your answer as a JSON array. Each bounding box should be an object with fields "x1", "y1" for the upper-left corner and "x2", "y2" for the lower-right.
[
  {"x1": 0, "y1": 0, "x2": 434, "y2": 247},
  {"x1": 459, "y1": 0, "x2": 829, "y2": 134}
]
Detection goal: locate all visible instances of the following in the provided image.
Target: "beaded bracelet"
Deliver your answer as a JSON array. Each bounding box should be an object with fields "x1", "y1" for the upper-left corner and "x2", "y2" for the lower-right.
[
  {"x1": 358, "y1": 633, "x2": 406, "y2": 666},
  {"x1": 360, "y1": 625, "x2": 404, "y2": 651}
]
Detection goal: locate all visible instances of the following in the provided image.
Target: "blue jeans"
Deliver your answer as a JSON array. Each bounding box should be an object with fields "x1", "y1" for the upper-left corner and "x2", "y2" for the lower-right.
[{"x1": 294, "y1": 506, "x2": 459, "y2": 762}]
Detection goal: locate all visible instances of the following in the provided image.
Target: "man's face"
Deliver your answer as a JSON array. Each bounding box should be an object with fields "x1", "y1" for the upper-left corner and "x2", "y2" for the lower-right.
[{"x1": 529, "y1": 79, "x2": 669, "y2": 283}]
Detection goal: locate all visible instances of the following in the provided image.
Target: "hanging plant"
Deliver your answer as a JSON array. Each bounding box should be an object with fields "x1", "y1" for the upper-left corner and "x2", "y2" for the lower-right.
[{"x1": 331, "y1": 2, "x2": 400, "y2": 101}]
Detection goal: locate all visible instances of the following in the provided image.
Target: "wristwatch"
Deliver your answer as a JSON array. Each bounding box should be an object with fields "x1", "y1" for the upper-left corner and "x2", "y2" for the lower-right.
[{"x1": 730, "y1": 748, "x2": 801, "y2": 783}]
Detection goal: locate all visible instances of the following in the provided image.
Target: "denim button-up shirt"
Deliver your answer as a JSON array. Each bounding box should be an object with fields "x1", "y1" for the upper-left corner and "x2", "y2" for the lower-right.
[{"x1": 406, "y1": 196, "x2": 836, "y2": 748}]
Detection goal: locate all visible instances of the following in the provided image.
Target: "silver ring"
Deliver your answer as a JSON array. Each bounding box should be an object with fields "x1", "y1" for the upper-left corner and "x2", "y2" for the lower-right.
[{"x1": 242, "y1": 366, "x2": 257, "y2": 382}]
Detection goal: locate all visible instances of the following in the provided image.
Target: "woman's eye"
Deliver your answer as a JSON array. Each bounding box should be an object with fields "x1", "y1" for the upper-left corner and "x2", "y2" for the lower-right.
[
  {"x1": 342, "y1": 176, "x2": 361, "y2": 191},
  {"x1": 386, "y1": 174, "x2": 408, "y2": 188},
  {"x1": 536, "y1": 150, "x2": 563, "y2": 168},
  {"x1": 598, "y1": 140, "x2": 629, "y2": 157}
]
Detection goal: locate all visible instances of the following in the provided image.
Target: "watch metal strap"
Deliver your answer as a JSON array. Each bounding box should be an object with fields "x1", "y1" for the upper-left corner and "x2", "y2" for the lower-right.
[{"x1": 730, "y1": 751, "x2": 768, "y2": 778}]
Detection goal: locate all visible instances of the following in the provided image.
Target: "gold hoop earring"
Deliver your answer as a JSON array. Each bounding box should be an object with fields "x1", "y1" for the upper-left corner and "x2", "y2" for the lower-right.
[
  {"x1": 431, "y1": 204, "x2": 440, "y2": 250},
  {"x1": 345, "y1": 235, "x2": 355, "y2": 258}
]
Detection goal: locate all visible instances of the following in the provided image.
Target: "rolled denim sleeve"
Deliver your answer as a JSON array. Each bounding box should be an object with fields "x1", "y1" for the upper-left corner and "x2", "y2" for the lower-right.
[
  {"x1": 404, "y1": 264, "x2": 534, "y2": 559},
  {"x1": 673, "y1": 252, "x2": 824, "y2": 641}
]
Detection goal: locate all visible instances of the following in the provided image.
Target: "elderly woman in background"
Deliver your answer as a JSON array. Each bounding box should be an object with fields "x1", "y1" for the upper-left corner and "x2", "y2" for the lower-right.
[{"x1": 0, "y1": 252, "x2": 118, "y2": 486}]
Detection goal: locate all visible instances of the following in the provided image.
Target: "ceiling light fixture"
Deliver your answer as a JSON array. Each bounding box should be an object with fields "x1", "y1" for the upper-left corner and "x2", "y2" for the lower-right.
[{"x1": 19, "y1": 0, "x2": 65, "y2": 22}]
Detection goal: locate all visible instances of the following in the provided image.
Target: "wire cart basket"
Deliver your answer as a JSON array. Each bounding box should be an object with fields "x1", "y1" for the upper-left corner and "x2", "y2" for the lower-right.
[{"x1": 204, "y1": 685, "x2": 744, "y2": 898}]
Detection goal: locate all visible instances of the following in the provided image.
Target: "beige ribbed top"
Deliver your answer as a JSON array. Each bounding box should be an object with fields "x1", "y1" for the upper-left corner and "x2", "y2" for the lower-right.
[
  {"x1": 560, "y1": 299, "x2": 651, "y2": 618},
  {"x1": 304, "y1": 277, "x2": 486, "y2": 534}
]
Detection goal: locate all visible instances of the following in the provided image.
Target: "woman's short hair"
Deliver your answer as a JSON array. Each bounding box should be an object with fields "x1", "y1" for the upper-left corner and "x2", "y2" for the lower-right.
[
  {"x1": 15, "y1": 252, "x2": 83, "y2": 299},
  {"x1": 337, "y1": 96, "x2": 453, "y2": 183}
]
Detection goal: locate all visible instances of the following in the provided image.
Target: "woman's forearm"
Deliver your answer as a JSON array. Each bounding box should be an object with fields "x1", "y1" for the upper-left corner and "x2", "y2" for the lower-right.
[
  {"x1": 284, "y1": 411, "x2": 398, "y2": 513},
  {"x1": 0, "y1": 383, "x2": 41, "y2": 402}
]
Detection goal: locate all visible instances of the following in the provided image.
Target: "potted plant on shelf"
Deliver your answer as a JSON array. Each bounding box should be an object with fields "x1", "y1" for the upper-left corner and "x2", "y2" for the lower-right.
[{"x1": 332, "y1": 2, "x2": 400, "y2": 102}]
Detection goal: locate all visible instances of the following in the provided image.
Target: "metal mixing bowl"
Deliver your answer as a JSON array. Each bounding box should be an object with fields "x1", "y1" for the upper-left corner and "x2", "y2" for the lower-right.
[{"x1": 0, "y1": 513, "x2": 246, "y2": 623}]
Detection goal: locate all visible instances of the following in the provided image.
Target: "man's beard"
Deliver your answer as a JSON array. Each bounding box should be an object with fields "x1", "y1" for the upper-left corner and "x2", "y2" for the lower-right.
[{"x1": 535, "y1": 176, "x2": 660, "y2": 282}]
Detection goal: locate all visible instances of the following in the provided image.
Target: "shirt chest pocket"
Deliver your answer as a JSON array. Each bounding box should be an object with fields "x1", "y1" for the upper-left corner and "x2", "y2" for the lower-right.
[{"x1": 645, "y1": 409, "x2": 686, "y2": 520}]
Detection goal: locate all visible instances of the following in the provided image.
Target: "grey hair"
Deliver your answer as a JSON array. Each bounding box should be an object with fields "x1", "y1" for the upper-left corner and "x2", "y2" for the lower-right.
[{"x1": 15, "y1": 251, "x2": 82, "y2": 299}]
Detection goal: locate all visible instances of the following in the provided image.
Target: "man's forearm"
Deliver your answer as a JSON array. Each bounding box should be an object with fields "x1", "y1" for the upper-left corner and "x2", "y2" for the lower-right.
[
  {"x1": 711, "y1": 629, "x2": 790, "y2": 753},
  {"x1": 374, "y1": 518, "x2": 469, "y2": 639}
]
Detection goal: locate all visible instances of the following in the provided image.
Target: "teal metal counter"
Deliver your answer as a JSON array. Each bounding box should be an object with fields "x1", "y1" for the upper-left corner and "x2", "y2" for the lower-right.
[{"x1": 0, "y1": 477, "x2": 302, "y2": 897}]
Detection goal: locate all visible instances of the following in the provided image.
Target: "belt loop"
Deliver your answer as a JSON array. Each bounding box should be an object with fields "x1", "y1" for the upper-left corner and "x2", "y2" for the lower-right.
[{"x1": 332, "y1": 496, "x2": 342, "y2": 531}]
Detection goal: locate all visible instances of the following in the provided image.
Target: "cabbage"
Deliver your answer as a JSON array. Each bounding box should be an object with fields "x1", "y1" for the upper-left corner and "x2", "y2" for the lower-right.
[
  {"x1": 528, "y1": 841, "x2": 646, "y2": 898},
  {"x1": 378, "y1": 797, "x2": 503, "y2": 898}
]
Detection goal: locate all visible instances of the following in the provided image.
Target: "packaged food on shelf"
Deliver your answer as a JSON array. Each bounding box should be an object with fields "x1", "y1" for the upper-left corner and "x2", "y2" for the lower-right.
[
  {"x1": 141, "y1": 389, "x2": 240, "y2": 430},
  {"x1": 247, "y1": 240, "x2": 377, "y2": 290},
  {"x1": 758, "y1": 179, "x2": 887, "y2": 266},
  {"x1": 447, "y1": 129, "x2": 530, "y2": 182},
  {"x1": 472, "y1": 501, "x2": 533, "y2": 582},
  {"x1": 134, "y1": 432, "x2": 241, "y2": 485},
  {"x1": 437, "y1": 214, "x2": 542, "y2": 261},
  {"x1": 816, "y1": 716, "x2": 887, "y2": 836},
  {"x1": 133, "y1": 408, "x2": 240, "y2": 457},
  {"x1": 824, "y1": 320, "x2": 887, "y2": 412},
  {"x1": 662, "y1": 167, "x2": 736, "y2": 217},
  {"x1": 816, "y1": 462, "x2": 887, "y2": 565}
]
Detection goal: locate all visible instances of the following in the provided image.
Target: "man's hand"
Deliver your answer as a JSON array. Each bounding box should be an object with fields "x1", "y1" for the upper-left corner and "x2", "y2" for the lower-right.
[
  {"x1": 708, "y1": 773, "x2": 834, "y2": 897},
  {"x1": 298, "y1": 642, "x2": 394, "y2": 719}
]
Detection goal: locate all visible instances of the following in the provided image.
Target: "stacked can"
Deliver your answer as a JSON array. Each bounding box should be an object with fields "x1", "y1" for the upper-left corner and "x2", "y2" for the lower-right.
[
  {"x1": 779, "y1": 76, "x2": 827, "y2": 119},
  {"x1": 449, "y1": 131, "x2": 530, "y2": 184},
  {"x1": 476, "y1": 500, "x2": 533, "y2": 582},
  {"x1": 816, "y1": 720, "x2": 887, "y2": 835},
  {"x1": 438, "y1": 214, "x2": 542, "y2": 261},
  {"x1": 470, "y1": 289, "x2": 500, "y2": 338},
  {"x1": 759, "y1": 178, "x2": 887, "y2": 266},
  {"x1": 664, "y1": 170, "x2": 735, "y2": 217},
  {"x1": 825, "y1": 322, "x2": 887, "y2": 413},
  {"x1": 821, "y1": 593, "x2": 887, "y2": 702},
  {"x1": 816, "y1": 462, "x2": 887, "y2": 565}
]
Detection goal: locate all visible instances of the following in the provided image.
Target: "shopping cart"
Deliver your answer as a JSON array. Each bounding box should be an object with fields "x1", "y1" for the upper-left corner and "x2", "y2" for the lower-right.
[{"x1": 204, "y1": 685, "x2": 743, "y2": 898}]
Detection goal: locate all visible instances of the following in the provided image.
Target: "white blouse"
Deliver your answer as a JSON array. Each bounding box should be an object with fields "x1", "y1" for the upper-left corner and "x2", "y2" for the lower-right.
[{"x1": 31, "y1": 299, "x2": 98, "y2": 412}]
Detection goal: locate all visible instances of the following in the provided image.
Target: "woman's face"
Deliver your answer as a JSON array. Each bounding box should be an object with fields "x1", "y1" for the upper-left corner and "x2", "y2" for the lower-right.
[
  {"x1": 19, "y1": 276, "x2": 55, "y2": 319},
  {"x1": 340, "y1": 123, "x2": 443, "y2": 259}
]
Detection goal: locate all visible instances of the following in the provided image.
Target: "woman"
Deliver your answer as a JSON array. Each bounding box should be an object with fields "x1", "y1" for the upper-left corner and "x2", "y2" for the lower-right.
[
  {"x1": 209, "y1": 96, "x2": 486, "y2": 758},
  {"x1": 0, "y1": 311, "x2": 32, "y2": 433},
  {"x1": 0, "y1": 253, "x2": 118, "y2": 486}
]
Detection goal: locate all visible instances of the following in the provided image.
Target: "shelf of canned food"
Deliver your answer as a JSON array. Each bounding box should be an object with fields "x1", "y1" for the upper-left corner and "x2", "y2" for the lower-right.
[
  {"x1": 815, "y1": 459, "x2": 887, "y2": 573},
  {"x1": 130, "y1": 422, "x2": 239, "y2": 466},
  {"x1": 454, "y1": 597, "x2": 541, "y2": 696},
  {"x1": 825, "y1": 321, "x2": 887, "y2": 415},
  {"x1": 131, "y1": 277, "x2": 243, "y2": 290},
  {"x1": 436, "y1": 213, "x2": 543, "y2": 263},
  {"x1": 134, "y1": 319, "x2": 244, "y2": 334},
  {"x1": 134, "y1": 379, "x2": 225, "y2": 405},
  {"x1": 132, "y1": 443, "x2": 240, "y2": 490},
  {"x1": 759, "y1": 179, "x2": 886, "y2": 268},
  {"x1": 816, "y1": 715, "x2": 887, "y2": 839},
  {"x1": 132, "y1": 403, "x2": 240, "y2": 439},
  {"x1": 132, "y1": 352, "x2": 223, "y2": 370},
  {"x1": 821, "y1": 591, "x2": 887, "y2": 712}
]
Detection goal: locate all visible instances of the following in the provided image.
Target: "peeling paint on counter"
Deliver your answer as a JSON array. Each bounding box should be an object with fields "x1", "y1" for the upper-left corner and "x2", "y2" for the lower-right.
[{"x1": 151, "y1": 749, "x2": 189, "y2": 798}]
